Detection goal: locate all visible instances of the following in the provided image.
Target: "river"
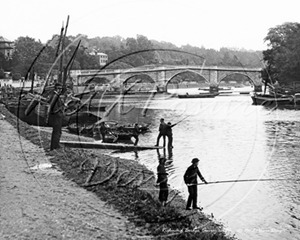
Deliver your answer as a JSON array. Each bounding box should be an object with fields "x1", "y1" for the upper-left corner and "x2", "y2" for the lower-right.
[{"x1": 94, "y1": 92, "x2": 300, "y2": 240}]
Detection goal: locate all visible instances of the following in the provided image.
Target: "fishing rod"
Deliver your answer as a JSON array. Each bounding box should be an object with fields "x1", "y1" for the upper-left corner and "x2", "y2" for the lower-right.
[
  {"x1": 192, "y1": 178, "x2": 300, "y2": 186},
  {"x1": 175, "y1": 115, "x2": 189, "y2": 125}
]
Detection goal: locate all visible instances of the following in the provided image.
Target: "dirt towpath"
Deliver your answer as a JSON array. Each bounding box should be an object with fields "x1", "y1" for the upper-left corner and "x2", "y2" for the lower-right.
[{"x1": 0, "y1": 119, "x2": 151, "y2": 240}]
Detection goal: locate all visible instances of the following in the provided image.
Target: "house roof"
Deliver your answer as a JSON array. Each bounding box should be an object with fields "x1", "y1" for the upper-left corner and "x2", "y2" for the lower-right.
[{"x1": 0, "y1": 36, "x2": 13, "y2": 43}]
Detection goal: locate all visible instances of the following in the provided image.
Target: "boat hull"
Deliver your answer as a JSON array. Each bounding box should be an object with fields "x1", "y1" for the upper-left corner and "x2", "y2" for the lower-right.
[
  {"x1": 5, "y1": 100, "x2": 103, "y2": 127},
  {"x1": 60, "y1": 140, "x2": 163, "y2": 151},
  {"x1": 251, "y1": 93, "x2": 293, "y2": 106},
  {"x1": 178, "y1": 93, "x2": 219, "y2": 98},
  {"x1": 5, "y1": 100, "x2": 70, "y2": 127}
]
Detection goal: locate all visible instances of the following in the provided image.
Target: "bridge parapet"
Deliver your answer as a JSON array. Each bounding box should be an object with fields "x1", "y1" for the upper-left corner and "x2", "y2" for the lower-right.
[{"x1": 75, "y1": 65, "x2": 263, "y2": 92}]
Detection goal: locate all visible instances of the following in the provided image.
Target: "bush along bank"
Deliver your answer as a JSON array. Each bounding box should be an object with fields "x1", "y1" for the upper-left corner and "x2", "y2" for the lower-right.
[{"x1": 0, "y1": 105, "x2": 237, "y2": 240}]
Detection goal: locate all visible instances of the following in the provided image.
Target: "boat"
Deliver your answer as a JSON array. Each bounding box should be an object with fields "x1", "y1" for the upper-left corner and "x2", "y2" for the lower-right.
[
  {"x1": 67, "y1": 120, "x2": 151, "y2": 144},
  {"x1": 67, "y1": 122, "x2": 95, "y2": 135},
  {"x1": 92, "y1": 120, "x2": 150, "y2": 142},
  {"x1": 4, "y1": 16, "x2": 109, "y2": 127},
  {"x1": 178, "y1": 92, "x2": 219, "y2": 98},
  {"x1": 5, "y1": 95, "x2": 71, "y2": 127},
  {"x1": 250, "y1": 92, "x2": 293, "y2": 106}
]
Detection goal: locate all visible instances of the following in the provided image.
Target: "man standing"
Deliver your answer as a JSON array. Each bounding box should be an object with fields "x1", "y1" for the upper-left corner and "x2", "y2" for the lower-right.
[
  {"x1": 166, "y1": 122, "x2": 176, "y2": 149},
  {"x1": 47, "y1": 82, "x2": 64, "y2": 151},
  {"x1": 156, "y1": 157, "x2": 169, "y2": 206},
  {"x1": 132, "y1": 123, "x2": 141, "y2": 146},
  {"x1": 155, "y1": 118, "x2": 167, "y2": 147},
  {"x1": 99, "y1": 122, "x2": 107, "y2": 142},
  {"x1": 183, "y1": 158, "x2": 208, "y2": 210}
]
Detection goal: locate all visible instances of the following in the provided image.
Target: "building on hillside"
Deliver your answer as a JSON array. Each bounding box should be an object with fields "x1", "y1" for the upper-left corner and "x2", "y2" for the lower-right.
[
  {"x1": 0, "y1": 37, "x2": 14, "y2": 58},
  {"x1": 98, "y1": 52, "x2": 108, "y2": 66},
  {"x1": 90, "y1": 50, "x2": 108, "y2": 66}
]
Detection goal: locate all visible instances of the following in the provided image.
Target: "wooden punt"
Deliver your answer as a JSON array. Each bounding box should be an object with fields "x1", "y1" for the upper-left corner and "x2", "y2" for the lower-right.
[{"x1": 60, "y1": 140, "x2": 163, "y2": 151}]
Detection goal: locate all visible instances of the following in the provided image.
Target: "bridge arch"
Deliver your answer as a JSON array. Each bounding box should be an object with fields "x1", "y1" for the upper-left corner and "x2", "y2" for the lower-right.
[
  {"x1": 122, "y1": 73, "x2": 156, "y2": 92},
  {"x1": 167, "y1": 70, "x2": 208, "y2": 83},
  {"x1": 166, "y1": 69, "x2": 208, "y2": 87},
  {"x1": 165, "y1": 70, "x2": 209, "y2": 92},
  {"x1": 218, "y1": 72, "x2": 255, "y2": 87}
]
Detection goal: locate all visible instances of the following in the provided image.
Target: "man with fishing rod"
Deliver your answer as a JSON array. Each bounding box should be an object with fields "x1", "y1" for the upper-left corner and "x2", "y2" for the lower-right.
[
  {"x1": 165, "y1": 116, "x2": 188, "y2": 148},
  {"x1": 184, "y1": 158, "x2": 208, "y2": 210},
  {"x1": 155, "y1": 118, "x2": 167, "y2": 147},
  {"x1": 166, "y1": 122, "x2": 176, "y2": 149},
  {"x1": 155, "y1": 116, "x2": 189, "y2": 147}
]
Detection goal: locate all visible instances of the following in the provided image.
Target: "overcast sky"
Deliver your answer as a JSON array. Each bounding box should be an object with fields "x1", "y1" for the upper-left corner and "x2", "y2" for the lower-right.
[{"x1": 2, "y1": 0, "x2": 300, "y2": 51}]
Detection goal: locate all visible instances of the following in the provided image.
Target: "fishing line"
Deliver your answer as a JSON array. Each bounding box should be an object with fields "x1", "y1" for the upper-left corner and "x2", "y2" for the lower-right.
[{"x1": 194, "y1": 178, "x2": 300, "y2": 185}]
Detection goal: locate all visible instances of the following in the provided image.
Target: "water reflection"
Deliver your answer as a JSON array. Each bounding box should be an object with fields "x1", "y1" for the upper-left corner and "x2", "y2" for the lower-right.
[{"x1": 107, "y1": 96, "x2": 300, "y2": 240}]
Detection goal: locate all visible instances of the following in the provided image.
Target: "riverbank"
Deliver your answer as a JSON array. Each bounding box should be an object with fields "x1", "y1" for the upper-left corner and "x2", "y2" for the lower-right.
[{"x1": 0, "y1": 104, "x2": 236, "y2": 240}]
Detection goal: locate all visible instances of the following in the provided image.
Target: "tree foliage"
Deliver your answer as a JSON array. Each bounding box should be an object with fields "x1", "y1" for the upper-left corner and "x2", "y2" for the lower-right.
[
  {"x1": 262, "y1": 22, "x2": 300, "y2": 86},
  {"x1": 3, "y1": 33, "x2": 263, "y2": 82}
]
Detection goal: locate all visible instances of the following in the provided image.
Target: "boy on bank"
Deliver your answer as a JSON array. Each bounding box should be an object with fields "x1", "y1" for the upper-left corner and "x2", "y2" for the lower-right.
[{"x1": 183, "y1": 158, "x2": 208, "y2": 210}]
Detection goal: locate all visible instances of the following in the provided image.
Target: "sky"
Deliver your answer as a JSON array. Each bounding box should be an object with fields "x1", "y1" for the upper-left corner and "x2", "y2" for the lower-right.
[{"x1": 2, "y1": 0, "x2": 300, "y2": 51}]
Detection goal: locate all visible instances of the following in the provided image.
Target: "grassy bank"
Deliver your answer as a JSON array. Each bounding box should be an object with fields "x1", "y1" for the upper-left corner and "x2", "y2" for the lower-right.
[{"x1": 0, "y1": 105, "x2": 237, "y2": 240}]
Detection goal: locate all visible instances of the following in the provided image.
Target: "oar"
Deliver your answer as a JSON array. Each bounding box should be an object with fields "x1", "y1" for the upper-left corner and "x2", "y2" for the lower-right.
[{"x1": 193, "y1": 178, "x2": 300, "y2": 186}]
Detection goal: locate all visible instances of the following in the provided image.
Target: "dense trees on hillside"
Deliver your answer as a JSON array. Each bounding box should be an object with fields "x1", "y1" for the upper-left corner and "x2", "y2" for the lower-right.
[
  {"x1": 262, "y1": 22, "x2": 300, "y2": 86},
  {"x1": 0, "y1": 33, "x2": 263, "y2": 80}
]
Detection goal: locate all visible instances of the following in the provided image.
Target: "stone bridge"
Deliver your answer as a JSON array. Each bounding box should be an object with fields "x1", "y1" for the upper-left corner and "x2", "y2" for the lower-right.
[{"x1": 73, "y1": 65, "x2": 263, "y2": 92}]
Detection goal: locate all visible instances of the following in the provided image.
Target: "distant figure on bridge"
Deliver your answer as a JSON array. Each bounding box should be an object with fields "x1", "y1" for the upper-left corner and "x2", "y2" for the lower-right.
[{"x1": 155, "y1": 118, "x2": 167, "y2": 147}]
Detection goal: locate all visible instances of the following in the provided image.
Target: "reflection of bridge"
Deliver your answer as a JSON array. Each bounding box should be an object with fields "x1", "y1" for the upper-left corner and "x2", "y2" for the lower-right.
[{"x1": 75, "y1": 65, "x2": 263, "y2": 92}]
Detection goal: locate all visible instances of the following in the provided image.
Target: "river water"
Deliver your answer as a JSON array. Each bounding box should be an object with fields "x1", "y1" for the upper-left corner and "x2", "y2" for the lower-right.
[{"x1": 95, "y1": 92, "x2": 300, "y2": 240}]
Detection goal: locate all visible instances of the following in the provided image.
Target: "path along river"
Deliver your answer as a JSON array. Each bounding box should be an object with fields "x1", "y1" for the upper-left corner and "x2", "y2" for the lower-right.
[{"x1": 89, "y1": 92, "x2": 300, "y2": 240}]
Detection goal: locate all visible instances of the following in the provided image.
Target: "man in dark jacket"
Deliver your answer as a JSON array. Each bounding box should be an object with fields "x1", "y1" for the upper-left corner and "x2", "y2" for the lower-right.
[
  {"x1": 156, "y1": 157, "x2": 169, "y2": 206},
  {"x1": 47, "y1": 83, "x2": 64, "y2": 151},
  {"x1": 166, "y1": 122, "x2": 176, "y2": 149},
  {"x1": 183, "y1": 158, "x2": 208, "y2": 210},
  {"x1": 155, "y1": 118, "x2": 167, "y2": 147},
  {"x1": 132, "y1": 123, "x2": 141, "y2": 146},
  {"x1": 99, "y1": 122, "x2": 107, "y2": 142}
]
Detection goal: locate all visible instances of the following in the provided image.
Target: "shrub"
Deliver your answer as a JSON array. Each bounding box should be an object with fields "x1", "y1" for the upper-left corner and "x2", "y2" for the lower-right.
[{"x1": 12, "y1": 72, "x2": 21, "y2": 80}]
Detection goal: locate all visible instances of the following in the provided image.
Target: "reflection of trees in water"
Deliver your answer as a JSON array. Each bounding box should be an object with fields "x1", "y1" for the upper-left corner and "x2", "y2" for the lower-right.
[{"x1": 264, "y1": 120, "x2": 300, "y2": 171}]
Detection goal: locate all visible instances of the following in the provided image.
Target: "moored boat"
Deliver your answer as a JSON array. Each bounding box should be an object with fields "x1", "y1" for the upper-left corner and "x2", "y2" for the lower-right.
[
  {"x1": 60, "y1": 140, "x2": 163, "y2": 150},
  {"x1": 250, "y1": 92, "x2": 293, "y2": 106},
  {"x1": 67, "y1": 120, "x2": 150, "y2": 144},
  {"x1": 178, "y1": 92, "x2": 219, "y2": 98},
  {"x1": 5, "y1": 97, "x2": 70, "y2": 127}
]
